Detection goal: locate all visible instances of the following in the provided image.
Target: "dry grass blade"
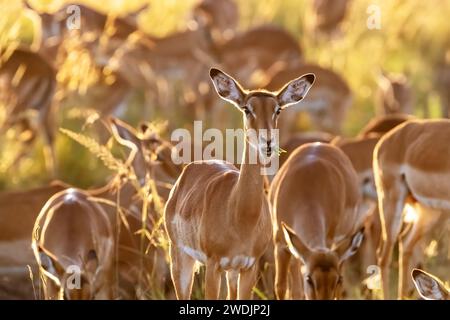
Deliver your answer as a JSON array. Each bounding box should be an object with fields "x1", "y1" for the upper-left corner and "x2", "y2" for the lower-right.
[
  {"x1": 27, "y1": 265, "x2": 38, "y2": 300},
  {"x1": 60, "y1": 127, "x2": 127, "y2": 174}
]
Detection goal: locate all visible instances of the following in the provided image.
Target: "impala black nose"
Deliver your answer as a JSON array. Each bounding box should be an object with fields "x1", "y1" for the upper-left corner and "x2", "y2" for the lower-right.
[{"x1": 266, "y1": 140, "x2": 272, "y2": 156}]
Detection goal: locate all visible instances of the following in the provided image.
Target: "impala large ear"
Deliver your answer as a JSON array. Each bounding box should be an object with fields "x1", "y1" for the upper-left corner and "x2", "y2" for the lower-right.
[
  {"x1": 277, "y1": 73, "x2": 315, "y2": 108},
  {"x1": 336, "y1": 228, "x2": 364, "y2": 265},
  {"x1": 210, "y1": 68, "x2": 245, "y2": 107},
  {"x1": 38, "y1": 250, "x2": 64, "y2": 287},
  {"x1": 281, "y1": 222, "x2": 311, "y2": 264},
  {"x1": 108, "y1": 117, "x2": 139, "y2": 165},
  {"x1": 412, "y1": 269, "x2": 448, "y2": 300},
  {"x1": 108, "y1": 117, "x2": 139, "y2": 146}
]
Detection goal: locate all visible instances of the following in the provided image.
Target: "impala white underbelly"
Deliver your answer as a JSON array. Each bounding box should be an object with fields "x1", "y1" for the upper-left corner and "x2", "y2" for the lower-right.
[
  {"x1": 404, "y1": 166, "x2": 450, "y2": 211},
  {"x1": 171, "y1": 212, "x2": 257, "y2": 270},
  {"x1": 179, "y1": 247, "x2": 256, "y2": 271},
  {"x1": 219, "y1": 255, "x2": 256, "y2": 271},
  {"x1": 171, "y1": 214, "x2": 204, "y2": 262},
  {"x1": 181, "y1": 246, "x2": 206, "y2": 264}
]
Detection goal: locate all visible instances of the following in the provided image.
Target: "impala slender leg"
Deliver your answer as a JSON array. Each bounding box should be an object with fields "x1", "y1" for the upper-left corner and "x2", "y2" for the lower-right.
[
  {"x1": 205, "y1": 259, "x2": 221, "y2": 300},
  {"x1": 226, "y1": 270, "x2": 239, "y2": 300},
  {"x1": 238, "y1": 264, "x2": 258, "y2": 300},
  {"x1": 398, "y1": 205, "x2": 442, "y2": 299},
  {"x1": 376, "y1": 174, "x2": 408, "y2": 300},
  {"x1": 169, "y1": 244, "x2": 196, "y2": 300}
]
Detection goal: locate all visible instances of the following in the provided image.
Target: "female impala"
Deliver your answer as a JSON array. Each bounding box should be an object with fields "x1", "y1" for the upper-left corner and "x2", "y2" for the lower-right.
[
  {"x1": 270, "y1": 143, "x2": 365, "y2": 300},
  {"x1": 374, "y1": 119, "x2": 450, "y2": 299},
  {"x1": 164, "y1": 68, "x2": 315, "y2": 299}
]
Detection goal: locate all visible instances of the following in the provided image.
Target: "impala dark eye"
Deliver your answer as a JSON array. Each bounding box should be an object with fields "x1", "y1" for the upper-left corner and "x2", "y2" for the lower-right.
[
  {"x1": 242, "y1": 106, "x2": 251, "y2": 115},
  {"x1": 276, "y1": 108, "x2": 281, "y2": 115},
  {"x1": 306, "y1": 275, "x2": 314, "y2": 286},
  {"x1": 337, "y1": 275, "x2": 343, "y2": 285}
]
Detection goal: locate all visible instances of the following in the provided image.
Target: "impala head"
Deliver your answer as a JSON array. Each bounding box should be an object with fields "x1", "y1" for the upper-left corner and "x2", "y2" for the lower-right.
[
  {"x1": 412, "y1": 269, "x2": 449, "y2": 300},
  {"x1": 210, "y1": 68, "x2": 315, "y2": 157},
  {"x1": 282, "y1": 222, "x2": 364, "y2": 300},
  {"x1": 109, "y1": 117, "x2": 182, "y2": 183},
  {"x1": 377, "y1": 72, "x2": 413, "y2": 114},
  {"x1": 192, "y1": 0, "x2": 238, "y2": 41},
  {"x1": 39, "y1": 243, "x2": 112, "y2": 299}
]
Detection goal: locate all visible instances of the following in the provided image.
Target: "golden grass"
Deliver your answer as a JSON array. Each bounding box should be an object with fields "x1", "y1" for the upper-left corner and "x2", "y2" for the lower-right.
[{"x1": 0, "y1": 0, "x2": 449, "y2": 299}]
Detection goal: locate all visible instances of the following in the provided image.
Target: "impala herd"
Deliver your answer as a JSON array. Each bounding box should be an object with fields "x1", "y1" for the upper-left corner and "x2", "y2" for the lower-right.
[{"x1": 0, "y1": 0, "x2": 448, "y2": 300}]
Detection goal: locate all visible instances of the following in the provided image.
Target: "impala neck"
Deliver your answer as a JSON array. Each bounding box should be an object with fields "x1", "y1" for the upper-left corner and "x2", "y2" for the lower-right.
[{"x1": 234, "y1": 133, "x2": 265, "y2": 225}]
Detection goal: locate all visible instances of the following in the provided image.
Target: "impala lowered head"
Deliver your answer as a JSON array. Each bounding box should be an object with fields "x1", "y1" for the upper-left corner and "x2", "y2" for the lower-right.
[
  {"x1": 108, "y1": 117, "x2": 182, "y2": 183},
  {"x1": 209, "y1": 68, "x2": 315, "y2": 158},
  {"x1": 282, "y1": 222, "x2": 364, "y2": 300}
]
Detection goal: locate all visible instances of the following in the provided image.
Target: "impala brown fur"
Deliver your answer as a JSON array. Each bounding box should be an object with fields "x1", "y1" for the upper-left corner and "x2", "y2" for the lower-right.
[
  {"x1": 270, "y1": 143, "x2": 365, "y2": 300},
  {"x1": 32, "y1": 189, "x2": 116, "y2": 300},
  {"x1": 374, "y1": 119, "x2": 450, "y2": 299},
  {"x1": 164, "y1": 67, "x2": 315, "y2": 299},
  {"x1": 266, "y1": 63, "x2": 351, "y2": 135},
  {"x1": 358, "y1": 114, "x2": 414, "y2": 138}
]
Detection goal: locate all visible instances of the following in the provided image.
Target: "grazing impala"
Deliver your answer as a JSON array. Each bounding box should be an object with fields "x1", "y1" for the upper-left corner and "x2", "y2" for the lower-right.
[
  {"x1": 0, "y1": 48, "x2": 57, "y2": 172},
  {"x1": 28, "y1": 1, "x2": 147, "y2": 65},
  {"x1": 1, "y1": 119, "x2": 180, "y2": 299},
  {"x1": 412, "y1": 269, "x2": 449, "y2": 300},
  {"x1": 374, "y1": 119, "x2": 450, "y2": 299},
  {"x1": 164, "y1": 68, "x2": 315, "y2": 299},
  {"x1": 270, "y1": 143, "x2": 365, "y2": 300},
  {"x1": 27, "y1": 2, "x2": 145, "y2": 117},
  {"x1": 32, "y1": 189, "x2": 116, "y2": 299},
  {"x1": 266, "y1": 63, "x2": 352, "y2": 135}
]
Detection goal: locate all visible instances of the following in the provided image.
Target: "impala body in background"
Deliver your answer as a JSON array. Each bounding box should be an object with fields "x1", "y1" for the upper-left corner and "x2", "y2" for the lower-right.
[
  {"x1": 376, "y1": 72, "x2": 414, "y2": 116},
  {"x1": 164, "y1": 68, "x2": 315, "y2": 299},
  {"x1": 333, "y1": 114, "x2": 412, "y2": 297},
  {"x1": 333, "y1": 136, "x2": 381, "y2": 249},
  {"x1": 0, "y1": 183, "x2": 66, "y2": 299},
  {"x1": 270, "y1": 143, "x2": 365, "y2": 300},
  {"x1": 279, "y1": 131, "x2": 334, "y2": 166},
  {"x1": 434, "y1": 56, "x2": 450, "y2": 118},
  {"x1": 0, "y1": 48, "x2": 57, "y2": 172},
  {"x1": 358, "y1": 114, "x2": 414, "y2": 138},
  {"x1": 1, "y1": 119, "x2": 181, "y2": 299},
  {"x1": 312, "y1": 0, "x2": 350, "y2": 35},
  {"x1": 374, "y1": 119, "x2": 450, "y2": 299},
  {"x1": 266, "y1": 63, "x2": 351, "y2": 136},
  {"x1": 192, "y1": 0, "x2": 239, "y2": 45}
]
